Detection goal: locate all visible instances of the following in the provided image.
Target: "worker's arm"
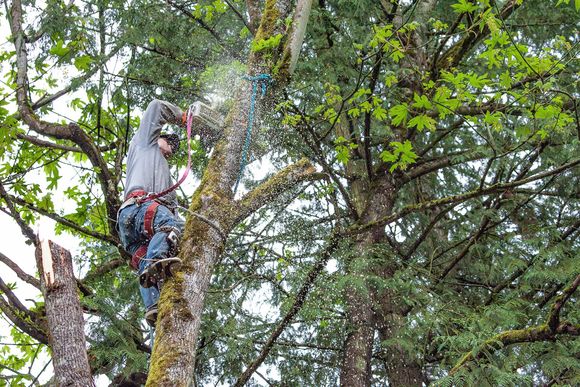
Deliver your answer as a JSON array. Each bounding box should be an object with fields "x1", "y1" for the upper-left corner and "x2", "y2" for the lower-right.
[{"x1": 131, "y1": 99, "x2": 184, "y2": 147}]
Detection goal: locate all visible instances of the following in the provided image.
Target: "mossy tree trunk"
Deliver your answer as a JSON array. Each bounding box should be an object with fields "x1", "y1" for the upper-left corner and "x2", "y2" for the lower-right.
[{"x1": 146, "y1": 1, "x2": 315, "y2": 385}]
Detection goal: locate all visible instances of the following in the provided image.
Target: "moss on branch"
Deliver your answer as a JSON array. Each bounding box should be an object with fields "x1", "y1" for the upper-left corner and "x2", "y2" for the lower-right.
[
  {"x1": 234, "y1": 157, "x2": 320, "y2": 224},
  {"x1": 449, "y1": 322, "x2": 580, "y2": 376}
]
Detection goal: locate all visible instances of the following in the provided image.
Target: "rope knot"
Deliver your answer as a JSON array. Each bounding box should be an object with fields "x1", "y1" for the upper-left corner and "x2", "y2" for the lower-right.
[{"x1": 242, "y1": 73, "x2": 273, "y2": 97}]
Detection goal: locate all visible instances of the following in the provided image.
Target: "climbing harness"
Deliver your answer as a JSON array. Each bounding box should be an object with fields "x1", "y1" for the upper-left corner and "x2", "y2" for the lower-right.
[
  {"x1": 122, "y1": 108, "x2": 193, "y2": 270},
  {"x1": 233, "y1": 73, "x2": 272, "y2": 194}
]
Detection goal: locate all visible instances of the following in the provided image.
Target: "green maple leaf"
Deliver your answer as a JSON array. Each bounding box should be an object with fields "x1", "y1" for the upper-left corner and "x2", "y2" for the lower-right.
[
  {"x1": 348, "y1": 107, "x2": 361, "y2": 118},
  {"x1": 412, "y1": 93, "x2": 433, "y2": 110},
  {"x1": 389, "y1": 103, "x2": 408, "y2": 126},
  {"x1": 408, "y1": 114, "x2": 436, "y2": 131},
  {"x1": 74, "y1": 55, "x2": 93, "y2": 71},
  {"x1": 451, "y1": 0, "x2": 478, "y2": 13},
  {"x1": 49, "y1": 40, "x2": 70, "y2": 57},
  {"x1": 499, "y1": 71, "x2": 512, "y2": 88},
  {"x1": 373, "y1": 106, "x2": 388, "y2": 121},
  {"x1": 336, "y1": 145, "x2": 350, "y2": 164},
  {"x1": 380, "y1": 150, "x2": 398, "y2": 163}
]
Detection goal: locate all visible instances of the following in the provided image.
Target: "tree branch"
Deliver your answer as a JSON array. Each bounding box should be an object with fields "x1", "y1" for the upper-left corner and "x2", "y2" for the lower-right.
[
  {"x1": 485, "y1": 220, "x2": 580, "y2": 305},
  {"x1": 81, "y1": 259, "x2": 126, "y2": 283},
  {"x1": 437, "y1": 0, "x2": 521, "y2": 70},
  {"x1": 547, "y1": 274, "x2": 580, "y2": 332},
  {"x1": 0, "y1": 252, "x2": 40, "y2": 289},
  {"x1": 295, "y1": 119, "x2": 360, "y2": 219},
  {"x1": 350, "y1": 158, "x2": 580, "y2": 235},
  {"x1": 397, "y1": 150, "x2": 487, "y2": 184},
  {"x1": 165, "y1": 0, "x2": 234, "y2": 57},
  {"x1": 245, "y1": 0, "x2": 261, "y2": 33},
  {"x1": 0, "y1": 276, "x2": 37, "y2": 323},
  {"x1": 234, "y1": 233, "x2": 339, "y2": 386},
  {"x1": 449, "y1": 322, "x2": 579, "y2": 376},
  {"x1": 14, "y1": 132, "x2": 118, "y2": 153},
  {"x1": 403, "y1": 204, "x2": 455, "y2": 261},
  {"x1": 0, "y1": 295, "x2": 48, "y2": 344},
  {"x1": 234, "y1": 158, "x2": 321, "y2": 225},
  {"x1": 5, "y1": 193, "x2": 118, "y2": 245},
  {"x1": 0, "y1": 181, "x2": 36, "y2": 243},
  {"x1": 15, "y1": 132, "x2": 80, "y2": 152},
  {"x1": 30, "y1": 45, "x2": 122, "y2": 111},
  {"x1": 449, "y1": 263, "x2": 580, "y2": 376},
  {"x1": 223, "y1": 0, "x2": 252, "y2": 35}
]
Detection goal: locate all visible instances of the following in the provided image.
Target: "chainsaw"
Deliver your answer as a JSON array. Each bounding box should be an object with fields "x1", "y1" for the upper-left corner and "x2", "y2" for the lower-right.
[{"x1": 188, "y1": 101, "x2": 224, "y2": 149}]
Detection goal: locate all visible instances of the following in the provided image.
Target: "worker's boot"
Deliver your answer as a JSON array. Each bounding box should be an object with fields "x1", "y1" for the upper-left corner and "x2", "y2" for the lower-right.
[{"x1": 139, "y1": 257, "x2": 182, "y2": 288}]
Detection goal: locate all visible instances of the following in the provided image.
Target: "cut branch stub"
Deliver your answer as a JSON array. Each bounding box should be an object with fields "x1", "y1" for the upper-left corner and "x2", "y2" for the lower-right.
[{"x1": 37, "y1": 239, "x2": 94, "y2": 387}]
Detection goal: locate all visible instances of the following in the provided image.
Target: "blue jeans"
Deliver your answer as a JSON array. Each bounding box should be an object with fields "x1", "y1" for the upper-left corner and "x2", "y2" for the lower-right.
[{"x1": 117, "y1": 201, "x2": 184, "y2": 310}]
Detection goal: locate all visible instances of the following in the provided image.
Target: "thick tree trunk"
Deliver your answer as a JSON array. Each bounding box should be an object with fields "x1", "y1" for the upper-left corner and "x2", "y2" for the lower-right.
[
  {"x1": 146, "y1": 191, "x2": 228, "y2": 385},
  {"x1": 374, "y1": 291, "x2": 424, "y2": 387},
  {"x1": 340, "y1": 194, "x2": 392, "y2": 386},
  {"x1": 376, "y1": 320, "x2": 424, "y2": 386},
  {"x1": 341, "y1": 177, "x2": 424, "y2": 385},
  {"x1": 146, "y1": 1, "x2": 314, "y2": 384},
  {"x1": 37, "y1": 240, "x2": 94, "y2": 387},
  {"x1": 340, "y1": 252, "x2": 375, "y2": 387}
]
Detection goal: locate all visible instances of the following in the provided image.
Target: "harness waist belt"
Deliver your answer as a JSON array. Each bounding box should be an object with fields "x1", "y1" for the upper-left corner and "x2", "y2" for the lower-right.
[
  {"x1": 119, "y1": 190, "x2": 148, "y2": 212},
  {"x1": 125, "y1": 189, "x2": 148, "y2": 200}
]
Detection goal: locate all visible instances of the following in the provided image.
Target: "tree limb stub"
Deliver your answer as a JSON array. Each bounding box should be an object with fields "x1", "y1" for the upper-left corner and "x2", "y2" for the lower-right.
[{"x1": 37, "y1": 240, "x2": 94, "y2": 387}]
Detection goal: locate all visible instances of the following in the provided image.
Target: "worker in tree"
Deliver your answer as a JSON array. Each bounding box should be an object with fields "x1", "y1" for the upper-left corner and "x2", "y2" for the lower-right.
[{"x1": 116, "y1": 99, "x2": 188, "y2": 327}]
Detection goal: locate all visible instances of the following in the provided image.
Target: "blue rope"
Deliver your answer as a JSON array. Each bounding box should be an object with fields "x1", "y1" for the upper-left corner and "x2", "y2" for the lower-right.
[{"x1": 233, "y1": 74, "x2": 272, "y2": 194}]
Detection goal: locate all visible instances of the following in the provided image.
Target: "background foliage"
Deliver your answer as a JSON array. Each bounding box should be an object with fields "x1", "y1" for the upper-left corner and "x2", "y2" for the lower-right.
[{"x1": 0, "y1": 0, "x2": 578, "y2": 385}]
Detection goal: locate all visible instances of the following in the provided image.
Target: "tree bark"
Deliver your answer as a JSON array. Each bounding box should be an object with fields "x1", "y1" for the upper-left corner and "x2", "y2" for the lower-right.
[
  {"x1": 37, "y1": 240, "x2": 94, "y2": 387},
  {"x1": 341, "y1": 179, "x2": 394, "y2": 386},
  {"x1": 340, "y1": 269, "x2": 374, "y2": 387},
  {"x1": 375, "y1": 305, "x2": 424, "y2": 386}
]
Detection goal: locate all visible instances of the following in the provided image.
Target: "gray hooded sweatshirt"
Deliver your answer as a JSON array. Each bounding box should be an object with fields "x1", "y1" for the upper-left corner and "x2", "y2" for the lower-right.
[{"x1": 124, "y1": 99, "x2": 183, "y2": 207}]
